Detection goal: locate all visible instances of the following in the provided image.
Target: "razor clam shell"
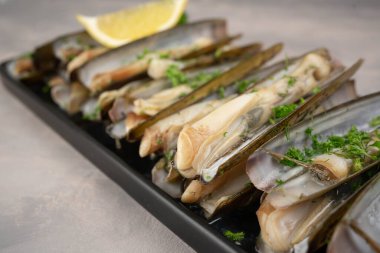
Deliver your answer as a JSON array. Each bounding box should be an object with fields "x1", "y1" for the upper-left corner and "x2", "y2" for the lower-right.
[
  {"x1": 104, "y1": 55, "x2": 237, "y2": 122},
  {"x1": 199, "y1": 170, "x2": 256, "y2": 218},
  {"x1": 151, "y1": 158, "x2": 182, "y2": 198},
  {"x1": 247, "y1": 91, "x2": 380, "y2": 208},
  {"x1": 193, "y1": 51, "x2": 332, "y2": 179},
  {"x1": 6, "y1": 56, "x2": 41, "y2": 82},
  {"x1": 34, "y1": 31, "x2": 99, "y2": 73},
  {"x1": 80, "y1": 97, "x2": 100, "y2": 120},
  {"x1": 138, "y1": 56, "x2": 295, "y2": 157},
  {"x1": 106, "y1": 60, "x2": 241, "y2": 139},
  {"x1": 132, "y1": 60, "x2": 239, "y2": 117},
  {"x1": 76, "y1": 20, "x2": 228, "y2": 88},
  {"x1": 327, "y1": 171, "x2": 380, "y2": 253},
  {"x1": 256, "y1": 166, "x2": 377, "y2": 253},
  {"x1": 188, "y1": 49, "x2": 330, "y2": 181},
  {"x1": 128, "y1": 43, "x2": 284, "y2": 141},
  {"x1": 103, "y1": 42, "x2": 261, "y2": 123},
  {"x1": 201, "y1": 59, "x2": 362, "y2": 183}
]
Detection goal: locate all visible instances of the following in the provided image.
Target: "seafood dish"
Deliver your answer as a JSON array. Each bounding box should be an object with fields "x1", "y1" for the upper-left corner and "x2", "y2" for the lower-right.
[
  {"x1": 248, "y1": 92, "x2": 380, "y2": 252},
  {"x1": 4, "y1": 14, "x2": 380, "y2": 253}
]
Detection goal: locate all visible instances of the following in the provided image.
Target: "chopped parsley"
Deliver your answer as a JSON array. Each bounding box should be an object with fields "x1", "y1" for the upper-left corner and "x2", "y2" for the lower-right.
[
  {"x1": 82, "y1": 106, "x2": 101, "y2": 121},
  {"x1": 22, "y1": 52, "x2": 33, "y2": 59},
  {"x1": 165, "y1": 65, "x2": 220, "y2": 89},
  {"x1": 156, "y1": 138, "x2": 163, "y2": 145},
  {"x1": 370, "y1": 116, "x2": 380, "y2": 127},
  {"x1": 284, "y1": 54, "x2": 289, "y2": 71},
  {"x1": 218, "y1": 86, "x2": 225, "y2": 98},
  {"x1": 164, "y1": 150, "x2": 175, "y2": 162},
  {"x1": 136, "y1": 48, "x2": 151, "y2": 60},
  {"x1": 66, "y1": 54, "x2": 76, "y2": 62},
  {"x1": 177, "y1": 12, "x2": 188, "y2": 25},
  {"x1": 223, "y1": 131, "x2": 228, "y2": 137},
  {"x1": 285, "y1": 75, "x2": 297, "y2": 87},
  {"x1": 187, "y1": 70, "x2": 220, "y2": 89},
  {"x1": 235, "y1": 80, "x2": 251, "y2": 94},
  {"x1": 159, "y1": 52, "x2": 170, "y2": 59},
  {"x1": 165, "y1": 65, "x2": 188, "y2": 86},
  {"x1": 279, "y1": 125, "x2": 377, "y2": 172},
  {"x1": 312, "y1": 86, "x2": 321, "y2": 94},
  {"x1": 224, "y1": 230, "x2": 245, "y2": 242},
  {"x1": 214, "y1": 48, "x2": 223, "y2": 58},
  {"x1": 280, "y1": 147, "x2": 310, "y2": 167},
  {"x1": 275, "y1": 179, "x2": 285, "y2": 186},
  {"x1": 272, "y1": 104, "x2": 298, "y2": 120}
]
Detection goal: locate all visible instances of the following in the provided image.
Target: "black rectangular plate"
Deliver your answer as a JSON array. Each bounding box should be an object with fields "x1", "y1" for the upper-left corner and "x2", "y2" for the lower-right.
[{"x1": 1, "y1": 59, "x2": 269, "y2": 253}]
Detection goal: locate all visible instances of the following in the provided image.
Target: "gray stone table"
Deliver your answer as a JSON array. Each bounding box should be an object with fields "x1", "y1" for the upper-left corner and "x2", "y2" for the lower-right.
[{"x1": 0, "y1": 0, "x2": 379, "y2": 252}]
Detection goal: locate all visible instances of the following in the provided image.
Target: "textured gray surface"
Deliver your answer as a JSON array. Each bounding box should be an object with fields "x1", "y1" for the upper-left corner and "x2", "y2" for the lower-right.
[{"x1": 0, "y1": 0, "x2": 379, "y2": 253}]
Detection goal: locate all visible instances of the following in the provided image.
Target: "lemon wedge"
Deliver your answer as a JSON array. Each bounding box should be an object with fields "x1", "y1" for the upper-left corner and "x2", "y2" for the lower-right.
[{"x1": 77, "y1": 0, "x2": 188, "y2": 48}]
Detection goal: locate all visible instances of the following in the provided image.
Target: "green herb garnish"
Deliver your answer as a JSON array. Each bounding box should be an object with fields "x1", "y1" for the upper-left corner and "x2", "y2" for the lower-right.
[
  {"x1": 370, "y1": 116, "x2": 380, "y2": 127},
  {"x1": 275, "y1": 179, "x2": 285, "y2": 186},
  {"x1": 166, "y1": 64, "x2": 188, "y2": 87},
  {"x1": 177, "y1": 12, "x2": 188, "y2": 25},
  {"x1": 312, "y1": 86, "x2": 321, "y2": 94},
  {"x1": 280, "y1": 125, "x2": 376, "y2": 171},
  {"x1": 223, "y1": 131, "x2": 228, "y2": 137},
  {"x1": 159, "y1": 52, "x2": 170, "y2": 59},
  {"x1": 218, "y1": 86, "x2": 225, "y2": 98},
  {"x1": 235, "y1": 80, "x2": 251, "y2": 94},
  {"x1": 224, "y1": 230, "x2": 245, "y2": 242},
  {"x1": 187, "y1": 70, "x2": 220, "y2": 89},
  {"x1": 82, "y1": 106, "x2": 101, "y2": 121},
  {"x1": 280, "y1": 147, "x2": 310, "y2": 167},
  {"x1": 272, "y1": 104, "x2": 297, "y2": 120},
  {"x1": 286, "y1": 75, "x2": 297, "y2": 87},
  {"x1": 284, "y1": 54, "x2": 289, "y2": 71},
  {"x1": 22, "y1": 52, "x2": 33, "y2": 59},
  {"x1": 137, "y1": 48, "x2": 151, "y2": 60},
  {"x1": 214, "y1": 48, "x2": 223, "y2": 58},
  {"x1": 164, "y1": 150, "x2": 175, "y2": 162},
  {"x1": 67, "y1": 54, "x2": 76, "y2": 62}
]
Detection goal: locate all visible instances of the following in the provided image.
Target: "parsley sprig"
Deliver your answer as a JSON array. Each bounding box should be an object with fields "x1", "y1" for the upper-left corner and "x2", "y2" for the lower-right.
[
  {"x1": 165, "y1": 65, "x2": 220, "y2": 89},
  {"x1": 223, "y1": 230, "x2": 245, "y2": 243},
  {"x1": 279, "y1": 125, "x2": 378, "y2": 172}
]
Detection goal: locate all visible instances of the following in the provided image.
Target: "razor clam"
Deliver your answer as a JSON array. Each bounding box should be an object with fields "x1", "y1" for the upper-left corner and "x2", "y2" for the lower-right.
[
  {"x1": 6, "y1": 54, "x2": 39, "y2": 81},
  {"x1": 138, "y1": 53, "x2": 300, "y2": 158},
  {"x1": 75, "y1": 20, "x2": 232, "y2": 94},
  {"x1": 34, "y1": 31, "x2": 100, "y2": 73},
  {"x1": 247, "y1": 91, "x2": 380, "y2": 209},
  {"x1": 256, "y1": 166, "x2": 376, "y2": 253},
  {"x1": 99, "y1": 43, "x2": 261, "y2": 114},
  {"x1": 197, "y1": 59, "x2": 362, "y2": 183},
  {"x1": 132, "y1": 63, "x2": 230, "y2": 117},
  {"x1": 48, "y1": 76, "x2": 89, "y2": 114},
  {"x1": 139, "y1": 98, "x2": 227, "y2": 157},
  {"x1": 328, "y1": 171, "x2": 380, "y2": 253},
  {"x1": 182, "y1": 161, "x2": 258, "y2": 218},
  {"x1": 101, "y1": 42, "x2": 262, "y2": 120},
  {"x1": 66, "y1": 47, "x2": 108, "y2": 74},
  {"x1": 128, "y1": 43, "x2": 284, "y2": 141},
  {"x1": 74, "y1": 36, "x2": 250, "y2": 120},
  {"x1": 176, "y1": 50, "x2": 334, "y2": 179},
  {"x1": 106, "y1": 60, "x2": 239, "y2": 139},
  {"x1": 151, "y1": 157, "x2": 183, "y2": 199}
]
